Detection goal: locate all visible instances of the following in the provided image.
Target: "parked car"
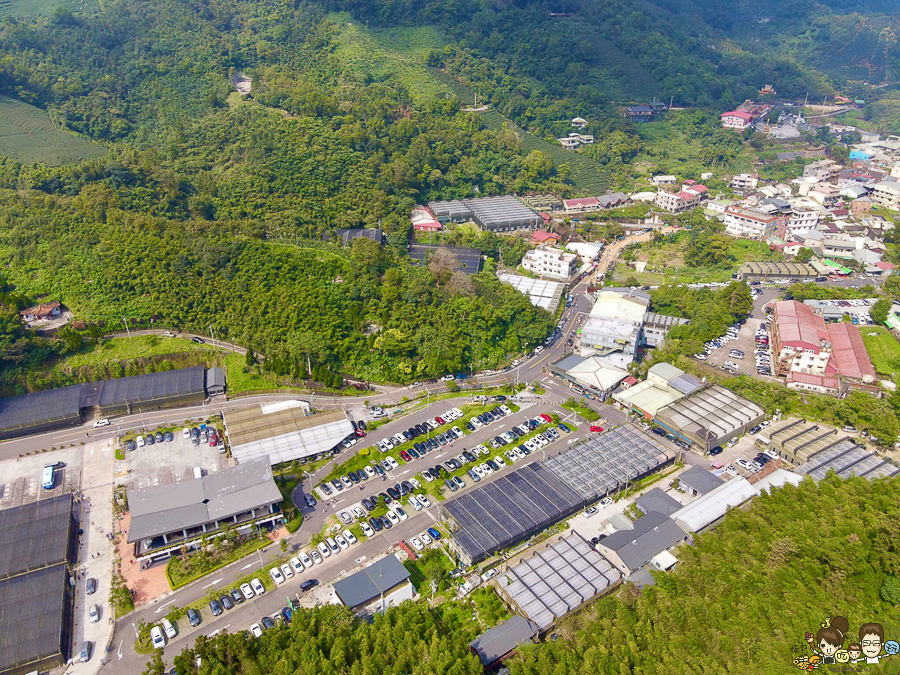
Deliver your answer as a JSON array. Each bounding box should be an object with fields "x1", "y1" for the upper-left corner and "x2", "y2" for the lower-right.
[
  {"x1": 250, "y1": 578, "x2": 265, "y2": 595},
  {"x1": 187, "y1": 608, "x2": 202, "y2": 627}
]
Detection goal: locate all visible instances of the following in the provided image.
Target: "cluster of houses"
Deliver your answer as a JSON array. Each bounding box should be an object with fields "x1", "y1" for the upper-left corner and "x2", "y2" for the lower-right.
[{"x1": 558, "y1": 117, "x2": 595, "y2": 149}]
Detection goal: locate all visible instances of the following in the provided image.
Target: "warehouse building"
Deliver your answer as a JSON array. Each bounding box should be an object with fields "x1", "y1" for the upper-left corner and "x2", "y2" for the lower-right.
[
  {"x1": 127, "y1": 458, "x2": 283, "y2": 562},
  {"x1": 611, "y1": 363, "x2": 701, "y2": 420},
  {"x1": 0, "y1": 367, "x2": 217, "y2": 440},
  {"x1": 332, "y1": 555, "x2": 413, "y2": 616},
  {"x1": 548, "y1": 354, "x2": 628, "y2": 400},
  {"x1": 0, "y1": 495, "x2": 78, "y2": 675},
  {"x1": 224, "y1": 404, "x2": 354, "y2": 466},
  {"x1": 427, "y1": 196, "x2": 542, "y2": 232},
  {"x1": 653, "y1": 385, "x2": 765, "y2": 452},
  {"x1": 733, "y1": 261, "x2": 818, "y2": 282},
  {"x1": 469, "y1": 616, "x2": 539, "y2": 669},
  {"x1": 495, "y1": 534, "x2": 620, "y2": 631}
]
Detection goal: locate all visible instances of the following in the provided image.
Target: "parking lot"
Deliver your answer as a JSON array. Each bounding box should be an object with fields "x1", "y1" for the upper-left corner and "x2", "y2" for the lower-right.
[
  {"x1": 120, "y1": 425, "x2": 231, "y2": 490},
  {"x1": 698, "y1": 316, "x2": 766, "y2": 376},
  {"x1": 0, "y1": 446, "x2": 84, "y2": 508}
]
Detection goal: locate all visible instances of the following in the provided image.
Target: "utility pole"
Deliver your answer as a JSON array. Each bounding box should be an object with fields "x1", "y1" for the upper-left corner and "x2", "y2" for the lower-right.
[
  {"x1": 122, "y1": 318, "x2": 132, "y2": 340},
  {"x1": 209, "y1": 324, "x2": 216, "y2": 345}
]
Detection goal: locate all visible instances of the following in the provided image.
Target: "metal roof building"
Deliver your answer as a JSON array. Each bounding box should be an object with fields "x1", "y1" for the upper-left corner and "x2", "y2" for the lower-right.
[
  {"x1": 127, "y1": 459, "x2": 283, "y2": 560},
  {"x1": 498, "y1": 274, "x2": 565, "y2": 313},
  {"x1": 96, "y1": 366, "x2": 207, "y2": 415},
  {"x1": 672, "y1": 478, "x2": 758, "y2": 534},
  {"x1": 653, "y1": 385, "x2": 765, "y2": 451},
  {"x1": 0, "y1": 495, "x2": 77, "y2": 675},
  {"x1": 332, "y1": 554, "x2": 412, "y2": 611},
  {"x1": 734, "y1": 261, "x2": 818, "y2": 281},
  {"x1": 427, "y1": 199, "x2": 473, "y2": 223},
  {"x1": 469, "y1": 616, "x2": 539, "y2": 668},
  {"x1": 635, "y1": 488, "x2": 682, "y2": 517},
  {"x1": 548, "y1": 354, "x2": 628, "y2": 396},
  {"x1": 464, "y1": 196, "x2": 542, "y2": 232},
  {"x1": 225, "y1": 405, "x2": 353, "y2": 466},
  {"x1": 677, "y1": 466, "x2": 725, "y2": 496},
  {"x1": 543, "y1": 426, "x2": 675, "y2": 500},
  {"x1": 442, "y1": 464, "x2": 584, "y2": 566},
  {"x1": 496, "y1": 534, "x2": 620, "y2": 630},
  {"x1": 595, "y1": 511, "x2": 687, "y2": 574}
]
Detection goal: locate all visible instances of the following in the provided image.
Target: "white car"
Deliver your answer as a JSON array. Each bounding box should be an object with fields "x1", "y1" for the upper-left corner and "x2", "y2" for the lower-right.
[
  {"x1": 89, "y1": 604, "x2": 101, "y2": 624},
  {"x1": 408, "y1": 494, "x2": 422, "y2": 510},
  {"x1": 695, "y1": 354, "x2": 707, "y2": 360},
  {"x1": 343, "y1": 529, "x2": 358, "y2": 545},
  {"x1": 394, "y1": 506, "x2": 408, "y2": 521},
  {"x1": 421, "y1": 471, "x2": 434, "y2": 483},
  {"x1": 151, "y1": 625, "x2": 166, "y2": 648},
  {"x1": 524, "y1": 440, "x2": 537, "y2": 452},
  {"x1": 480, "y1": 462, "x2": 493, "y2": 476},
  {"x1": 240, "y1": 583, "x2": 255, "y2": 599},
  {"x1": 364, "y1": 466, "x2": 376, "y2": 478},
  {"x1": 410, "y1": 536, "x2": 424, "y2": 551},
  {"x1": 361, "y1": 521, "x2": 375, "y2": 537},
  {"x1": 409, "y1": 478, "x2": 421, "y2": 490},
  {"x1": 420, "y1": 531, "x2": 432, "y2": 545},
  {"x1": 386, "y1": 457, "x2": 400, "y2": 470},
  {"x1": 500, "y1": 405, "x2": 512, "y2": 415},
  {"x1": 351, "y1": 505, "x2": 365, "y2": 520},
  {"x1": 473, "y1": 464, "x2": 486, "y2": 479},
  {"x1": 250, "y1": 624, "x2": 263, "y2": 638},
  {"x1": 452, "y1": 407, "x2": 463, "y2": 418},
  {"x1": 471, "y1": 417, "x2": 483, "y2": 428},
  {"x1": 310, "y1": 549, "x2": 322, "y2": 564},
  {"x1": 269, "y1": 567, "x2": 285, "y2": 585},
  {"x1": 493, "y1": 456, "x2": 507, "y2": 469},
  {"x1": 599, "y1": 496, "x2": 613, "y2": 507},
  {"x1": 736, "y1": 459, "x2": 757, "y2": 473},
  {"x1": 335, "y1": 534, "x2": 349, "y2": 550},
  {"x1": 92, "y1": 419, "x2": 110, "y2": 428},
  {"x1": 386, "y1": 511, "x2": 400, "y2": 526},
  {"x1": 338, "y1": 510, "x2": 353, "y2": 525},
  {"x1": 291, "y1": 555, "x2": 306, "y2": 572},
  {"x1": 418, "y1": 495, "x2": 432, "y2": 508},
  {"x1": 764, "y1": 449, "x2": 780, "y2": 460},
  {"x1": 281, "y1": 563, "x2": 294, "y2": 579},
  {"x1": 250, "y1": 578, "x2": 265, "y2": 595},
  {"x1": 318, "y1": 542, "x2": 331, "y2": 558},
  {"x1": 182, "y1": 427, "x2": 191, "y2": 439}
]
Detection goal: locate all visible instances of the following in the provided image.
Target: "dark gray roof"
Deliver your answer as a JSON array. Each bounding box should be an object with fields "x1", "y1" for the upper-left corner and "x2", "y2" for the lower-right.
[
  {"x1": 678, "y1": 466, "x2": 725, "y2": 495},
  {"x1": 127, "y1": 459, "x2": 282, "y2": 542},
  {"x1": 626, "y1": 566, "x2": 656, "y2": 589},
  {"x1": 635, "y1": 488, "x2": 681, "y2": 517},
  {"x1": 0, "y1": 565, "x2": 70, "y2": 673},
  {"x1": 206, "y1": 367, "x2": 226, "y2": 389},
  {"x1": 550, "y1": 353, "x2": 587, "y2": 372},
  {"x1": 469, "y1": 616, "x2": 539, "y2": 666},
  {"x1": 334, "y1": 228, "x2": 383, "y2": 246},
  {"x1": 596, "y1": 192, "x2": 628, "y2": 208},
  {"x1": 643, "y1": 312, "x2": 689, "y2": 330},
  {"x1": 0, "y1": 495, "x2": 73, "y2": 581},
  {"x1": 407, "y1": 245, "x2": 483, "y2": 275},
  {"x1": 332, "y1": 555, "x2": 410, "y2": 608},
  {"x1": 0, "y1": 384, "x2": 83, "y2": 433},
  {"x1": 601, "y1": 511, "x2": 685, "y2": 571},
  {"x1": 98, "y1": 366, "x2": 205, "y2": 407}
]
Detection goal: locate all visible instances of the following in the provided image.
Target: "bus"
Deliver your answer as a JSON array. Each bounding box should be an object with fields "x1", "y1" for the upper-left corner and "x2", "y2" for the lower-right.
[{"x1": 42, "y1": 465, "x2": 55, "y2": 490}]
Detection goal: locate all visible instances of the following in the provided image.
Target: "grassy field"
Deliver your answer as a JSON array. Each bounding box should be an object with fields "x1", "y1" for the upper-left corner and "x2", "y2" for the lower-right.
[
  {"x1": 860, "y1": 326, "x2": 900, "y2": 377},
  {"x1": 0, "y1": 95, "x2": 105, "y2": 165},
  {"x1": 53, "y1": 335, "x2": 219, "y2": 369}
]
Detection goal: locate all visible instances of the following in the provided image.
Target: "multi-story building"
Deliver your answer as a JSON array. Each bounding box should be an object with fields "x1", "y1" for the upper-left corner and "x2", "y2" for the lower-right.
[
  {"x1": 821, "y1": 237, "x2": 857, "y2": 260},
  {"x1": 802, "y1": 159, "x2": 842, "y2": 181},
  {"x1": 654, "y1": 186, "x2": 705, "y2": 214},
  {"x1": 521, "y1": 247, "x2": 578, "y2": 280},
  {"x1": 720, "y1": 110, "x2": 754, "y2": 130},
  {"x1": 786, "y1": 207, "x2": 820, "y2": 235},
  {"x1": 580, "y1": 289, "x2": 650, "y2": 364},
  {"x1": 730, "y1": 173, "x2": 760, "y2": 190},
  {"x1": 872, "y1": 181, "x2": 900, "y2": 210},
  {"x1": 723, "y1": 207, "x2": 780, "y2": 239},
  {"x1": 771, "y1": 301, "x2": 833, "y2": 378}
]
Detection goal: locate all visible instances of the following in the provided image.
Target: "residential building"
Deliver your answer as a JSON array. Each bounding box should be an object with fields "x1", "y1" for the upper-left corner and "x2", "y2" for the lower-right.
[
  {"x1": 642, "y1": 312, "x2": 689, "y2": 348},
  {"x1": 851, "y1": 197, "x2": 873, "y2": 214},
  {"x1": 803, "y1": 159, "x2": 842, "y2": 181},
  {"x1": 729, "y1": 174, "x2": 759, "y2": 190},
  {"x1": 565, "y1": 241, "x2": 603, "y2": 263},
  {"x1": 771, "y1": 300, "x2": 833, "y2": 378},
  {"x1": 786, "y1": 207, "x2": 820, "y2": 235},
  {"x1": 808, "y1": 184, "x2": 841, "y2": 209},
  {"x1": 596, "y1": 192, "x2": 629, "y2": 209},
  {"x1": 872, "y1": 181, "x2": 900, "y2": 210},
  {"x1": 837, "y1": 168, "x2": 885, "y2": 188},
  {"x1": 332, "y1": 555, "x2": 414, "y2": 615},
  {"x1": 531, "y1": 230, "x2": 560, "y2": 245},
  {"x1": 557, "y1": 132, "x2": 594, "y2": 148},
  {"x1": 594, "y1": 511, "x2": 687, "y2": 575},
  {"x1": 723, "y1": 207, "x2": 780, "y2": 239},
  {"x1": 651, "y1": 175, "x2": 677, "y2": 186},
  {"x1": 410, "y1": 205, "x2": 442, "y2": 231},
  {"x1": 624, "y1": 105, "x2": 653, "y2": 123},
  {"x1": 821, "y1": 237, "x2": 857, "y2": 260},
  {"x1": 655, "y1": 184, "x2": 707, "y2": 214},
  {"x1": 20, "y1": 301, "x2": 61, "y2": 323},
  {"x1": 521, "y1": 247, "x2": 578, "y2": 280},
  {"x1": 677, "y1": 466, "x2": 725, "y2": 497},
  {"x1": 571, "y1": 117, "x2": 588, "y2": 130},
  {"x1": 720, "y1": 110, "x2": 754, "y2": 130}
]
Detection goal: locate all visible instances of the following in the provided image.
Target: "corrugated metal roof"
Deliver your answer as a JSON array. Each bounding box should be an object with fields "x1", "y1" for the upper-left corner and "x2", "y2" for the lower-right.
[
  {"x1": 600, "y1": 511, "x2": 685, "y2": 571},
  {"x1": 828, "y1": 323, "x2": 876, "y2": 382},
  {"x1": 673, "y1": 478, "x2": 757, "y2": 533},
  {"x1": 469, "y1": 616, "x2": 539, "y2": 666},
  {"x1": 333, "y1": 554, "x2": 410, "y2": 608}
]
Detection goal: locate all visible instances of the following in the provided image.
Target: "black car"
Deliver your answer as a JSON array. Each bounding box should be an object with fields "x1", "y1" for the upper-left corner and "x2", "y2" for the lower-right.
[
  {"x1": 466, "y1": 422, "x2": 475, "y2": 432},
  {"x1": 362, "y1": 497, "x2": 374, "y2": 512},
  {"x1": 462, "y1": 450, "x2": 476, "y2": 463},
  {"x1": 374, "y1": 463, "x2": 385, "y2": 475},
  {"x1": 192, "y1": 337, "x2": 205, "y2": 344},
  {"x1": 348, "y1": 472, "x2": 360, "y2": 484},
  {"x1": 191, "y1": 427, "x2": 200, "y2": 438},
  {"x1": 304, "y1": 494, "x2": 317, "y2": 508},
  {"x1": 209, "y1": 599, "x2": 222, "y2": 616},
  {"x1": 261, "y1": 616, "x2": 275, "y2": 631},
  {"x1": 518, "y1": 444, "x2": 530, "y2": 456},
  {"x1": 124, "y1": 440, "x2": 136, "y2": 452},
  {"x1": 86, "y1": 578, "x2": 97, "y2": 595},
  {"x1": 220, "y1": 594, "x2": 234, "y2": 610},
  {"x1": 155, "y1": 432, "x2": 164, "y2": 443},
  {"x1": 281, "y1": 607, "x2": 293, "y2": 623},
  {"x1": 231, "y1": 589, "x2": 244, "y2": 605},
  {"x1": 164, "y1": 431, "x2": 174, "y2": 442},
  {"x1": 651, "y1": 428, "x2": 666, "y2": 437},
  {"x1": 387, "y1": 486, "x2": 401, "y2": 500},
  {"x1": 486, "y1": 459, "x2": 500, "y2": 471},
  {"x1": 493, "y1": 395, "x2": 507, "y2": 402},
  {"x1": 445, "y1": 478, "x2": 458, "y2": 492},
  {"x1": 401, "y1": 430, "x2": 412, "y2": 441},
  {"x1": 709, "y1": 446, "x2": 723, "y2": 456},
  {"x1": 358, "y1": 420, "x2": 367, "y2": 431},
  {"x1": 331, "y1": 478, "x2": 343, "y2": 491},
  {"x1": 401, "y1": 480, "x2": 414, "y2": 493},
  {"x1": 380, "y1": 515, "x2": 393, "y2": 529},
  {"x1": 320, "y1": 482, "x2": 333, "y2": 496},
  {"x1": 145, "y1": 434, "x2": 155, "y2": 446},
  {"x1": 407, "y1": 446, "x2": 419, "y2": 459},
  {"x1": 369, "y1": 516, "x2": 383, "y2": 532},
  {"x1": 187, "y1": 608, "x2": 201, "y2": 627},
  {"x1": 300, "y1": 579, "x2": 319, "y2": 592},
  {"x1": 379, "y1": 491, "x2": 392, "y2": 504},
  {"x1": 356, "y1": 469, "x2": 368, "y2": 481}
]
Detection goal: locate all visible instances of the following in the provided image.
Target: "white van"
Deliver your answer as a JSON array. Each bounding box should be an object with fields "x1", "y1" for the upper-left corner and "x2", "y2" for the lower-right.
[
  {"x1": 136, "y1": 435, "x2": 145, "y2": 448},
  {"x1": 193, "y1": 467, "x2": 203, "y2": 479},
  {"x1": 161, "y1": 618, "x2": 177, "y2": 639}
]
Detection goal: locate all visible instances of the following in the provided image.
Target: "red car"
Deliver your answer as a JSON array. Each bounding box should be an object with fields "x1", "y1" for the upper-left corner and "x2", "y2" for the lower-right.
[
  {"x1": 590, "y1": 426, "x2": 604, "y2": 433},
  {"x1": 209, "y1": 434, "x2": 218, "y2": 446},
  {"x1": 539, "y1": 413, "x2": 553, "y2": 423},
  {"x1": 434, "y1": 416, "x2": 445, "y2": 425},
  {"x1": 399, "y1": 450, "x2": 412, "y2": 462}
]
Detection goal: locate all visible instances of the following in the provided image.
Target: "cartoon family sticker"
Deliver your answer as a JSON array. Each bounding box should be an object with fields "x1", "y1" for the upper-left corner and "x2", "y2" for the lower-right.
[{"x1": 792, "y1": 616, "x2": 900, "y2": 669}]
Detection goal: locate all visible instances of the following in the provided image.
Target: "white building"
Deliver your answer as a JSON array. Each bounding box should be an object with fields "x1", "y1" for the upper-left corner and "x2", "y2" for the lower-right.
[
  {"x1": 723, "y1": 207, "x2": 779, "y2": 239},
  {"x1": 720, "y1": 111, "x2": 753, "y2": 130},
  {"x1": 651, "y1": 175, "x2": 677, "y2": 186},
  {"x1": 521, "y1": 247, "x2": 578, "y2": 280},
  {"x1": 730, "y1": 174, "x2": 759, "y2": 190},
  {"x1": 580, "y1": 289, "x2": 649, "y2": 364},
  {"x1": 802, "y1": 159, "x2": 842, "y2": 181},
  {"x1": 786, "y1": 207, "x2": 820, "y2": 235},
  {"x1": 872, "y1": 181, "x2": 900, "y2": 210}
]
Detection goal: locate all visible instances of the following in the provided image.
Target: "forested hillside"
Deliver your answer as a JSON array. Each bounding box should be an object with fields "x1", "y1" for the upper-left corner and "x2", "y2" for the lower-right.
[{"x1": 147, "y1": 475, "x2": 900, "y2": 674}]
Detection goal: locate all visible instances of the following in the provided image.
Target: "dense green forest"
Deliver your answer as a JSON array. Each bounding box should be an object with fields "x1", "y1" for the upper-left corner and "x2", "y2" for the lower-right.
[{"x1": 146, "y1": 476, "x2": 900, "y2": 674}]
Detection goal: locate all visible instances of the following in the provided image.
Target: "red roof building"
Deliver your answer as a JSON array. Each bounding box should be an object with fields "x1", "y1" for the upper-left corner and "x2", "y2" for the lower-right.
[
  {"x1": 531, "y1": 230, "x2": 561, "y2": 245},
  {"x1": 410, "y1": 205, "x2": 442, "y2": 231},
  {"x1": 828, "y1": 322, "x2": 877, "y2": 384},
  {"x1": 563, "y1": 197, "x2": 600, "y2": 212},
  {"x1": 720, "y1": 110, "x2": 754, "y2": 130}
]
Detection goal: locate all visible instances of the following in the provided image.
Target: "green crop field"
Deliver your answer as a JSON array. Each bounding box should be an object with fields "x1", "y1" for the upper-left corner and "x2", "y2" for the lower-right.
[
  {"x1": 0, "y1": 96, "x2": 106, "y2": 166},
  {"x1": 860, "y1": 326, "x2": 900, "y2": 377},
  {"x1": 0, "y1": 0, "x2": 96, "y2": 18}
]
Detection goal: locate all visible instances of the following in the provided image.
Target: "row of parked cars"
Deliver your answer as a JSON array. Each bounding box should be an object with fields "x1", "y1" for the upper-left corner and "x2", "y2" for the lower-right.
[{"x1": 755, "y1": 323, "x2": 771, "y2": 375}]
